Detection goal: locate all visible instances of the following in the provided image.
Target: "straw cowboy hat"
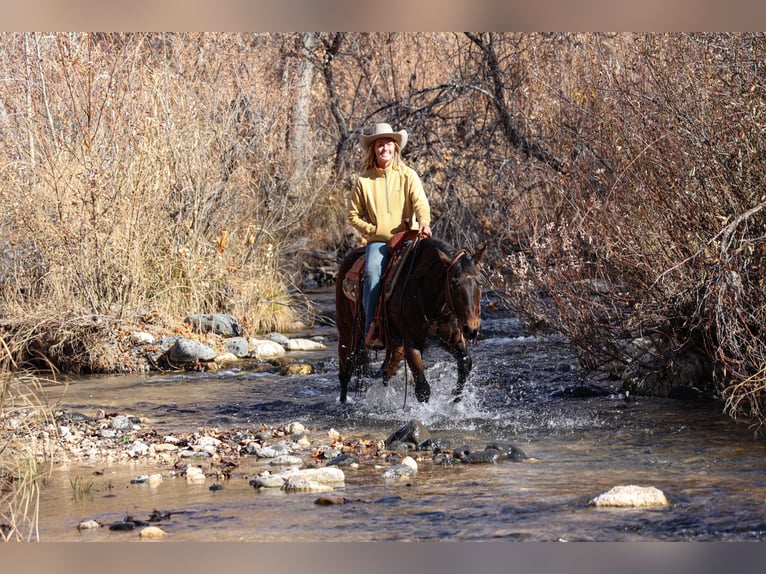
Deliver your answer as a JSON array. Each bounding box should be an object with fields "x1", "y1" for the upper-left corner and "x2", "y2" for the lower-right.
[{"x1": 359, "y1": 122, "x2": 408, "y2": 151}]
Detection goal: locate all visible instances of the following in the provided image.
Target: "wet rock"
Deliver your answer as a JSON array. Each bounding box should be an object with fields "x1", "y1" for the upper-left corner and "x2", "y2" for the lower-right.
[
  {"x1": 269, "y1": 454, "x2": 304, "y2": 467},
  {"x1": 315, "y1": 494, "x2": 347, "y2": 505},
  {"x1": 184, "y1": 466, "x2": 206, "y2": 484},
  {"x1": 109, "y1": 521, "x2": 137, "y2": 531},
  {"x1": 461, "y1": 448, "x2": 502, "y2": 464},
  {"x1": 589, "y1": 485, "x2": 669, "y2": 507},
  {"x1": 167, "y1": 338, "x2": 217, "y2": 363},
  {"x1": 250, "y1": 443, "x2": 292, "y2": 458},
  {"x1": 417, "y1": 437, "x2": 450, "y2": 452},
  {"x1": 283, "y1": 475, "x2": 336, "y2": 492},
  {"x1": 209, "y1": 484, "x2": 224, "y2": 491},
  {"x1": 77, "y1": 520, "x2": 102, "y2": 530},
  {"x1": 452, "y1": 445, "x2": 471, "y2": 459},
  {"x1": 325, "y1": 453, "x2": 358, "y2": 467},
  {"x1": 385, "y1": 419, "x2": 430, "y2": 448},
  {"x1": 130, "y1": 474, "x2": 150, "y2": 484},
  {"x1": 381, "y1": 455, "x2": 418, "y2": 480},
  {"x1": 185, "y1": 313, "x2": 242, "y2": 337},
  {"x1": 388, "y1": 441, "x2": 415, "y2": 453},
  {"x1": 281, "y1": 363, "x2": 314, "y2": 376},
  {"x1": 250, "y1": 467, "x2": 345, "y2": 491},
  {"x1": 432, "y1": 453, "x2": 453, "y2": 465},
  {"x1": 485, "y1": 440, "x2": 528, "y2": 461},
  {"x1": 139, "y1": 526, "x2": 167, "y2": 538},
  {"x1": 321, "y1": 447, "x2": 342, "y2": 459}
]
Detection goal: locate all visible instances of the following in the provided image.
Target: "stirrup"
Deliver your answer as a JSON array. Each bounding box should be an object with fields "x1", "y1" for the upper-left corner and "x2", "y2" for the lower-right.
[{"x1": 365, "y1": 323, "x2": 385, "y2": 350}]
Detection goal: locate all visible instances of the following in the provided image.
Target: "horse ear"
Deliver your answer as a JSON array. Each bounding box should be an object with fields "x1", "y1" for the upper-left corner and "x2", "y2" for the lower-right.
[{"x1": 474, "y1": 245, "x2": 485, "y2": 262}]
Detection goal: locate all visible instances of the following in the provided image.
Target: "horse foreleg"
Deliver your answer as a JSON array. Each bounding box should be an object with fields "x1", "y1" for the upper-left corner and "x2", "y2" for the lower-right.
[
  {"x1": 450, "y1": 342, "x2": 473, "y2": 402},
  {"x1": 338, "y1": 341, "x2": 354, "y2": 403},
  {"x1": 382, "y1": 345, "x2": 405, "y2": 386},
  {"x1": 404, "y1": 346, "x2": 430, "y2": 403}
]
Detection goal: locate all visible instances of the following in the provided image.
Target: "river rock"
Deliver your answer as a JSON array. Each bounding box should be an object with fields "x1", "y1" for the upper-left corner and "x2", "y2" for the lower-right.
[
  {"x1": 167, "y1": 338, "x2": 217, "y2": 363},
  {"x1": 265, "y1": 332, "x2": 290, "y2": 346},
  {"x1": 281, "y1": 363, "x2": 314, "y2": 376},
  {"x1": 315, "y1": 494, "x2": 347, "y2": 505},
  {"x1": 249, "y1": 339, "x2": 286, "y2": 360},
  {"x1": 185, "y1": 313, "x2": 242, "y2": 337},
  {"x1": 385, "y1": 419, "x2": 430, "y2": 448},
  {"x1": 77, "y1": 519, "x2": 102, "y2": 530},
  {"x1": 250, "y1": 467, "x2": 345, "y2": 491},
  {"x1": 285, "y1": 338, "x2": 326, "y2": 351},
  {"x1": 287, "y1": 422, "x2": 305, "y2": 434},
  {"x1": 224, "y1": 336, "x2": 250, "y2": 357},
  {"x1": 139, "y1": 526, "x2": 166, "y2": 538},
  {"x1": 128, "y1": 441, "x2": 150, "y2": 457},
  {"x1": 269, "y1": 454, "x2": 304, "y2": 467},
  {"x1": 184, "y1": 466, "x2": 206, "y2": 484},
  {"x1": 461, "y1": 448, "x2": 502, "y2": 464},
  {"x1": 111, "y1": 415, "x2": 133, "y2": 431},
  {"x1": 589, "y1": 485, "x2": 669, "y2": 507},
  {"x1": 283, "y1": 475, "x2": 335, "y2": 492},
  {"x1": 485, "y1": 440, "x2": 528, "y2": 461},
  {"x1": 381, "y1": 455, "x2": 418, "y2": 480},
  {"x1": 131, "y1": 331, "x2": 155, "y2": 345}
]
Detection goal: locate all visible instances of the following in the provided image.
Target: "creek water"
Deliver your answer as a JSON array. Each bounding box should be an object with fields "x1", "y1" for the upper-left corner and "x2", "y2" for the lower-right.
[{"x1": 31, "y1": 289, "x2": 766, "y2": 542}]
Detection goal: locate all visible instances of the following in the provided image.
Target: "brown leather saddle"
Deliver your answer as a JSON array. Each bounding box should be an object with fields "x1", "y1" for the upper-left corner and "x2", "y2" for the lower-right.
[{"x1": 341, "y1": 229, "x2": 420, "y2": 348}]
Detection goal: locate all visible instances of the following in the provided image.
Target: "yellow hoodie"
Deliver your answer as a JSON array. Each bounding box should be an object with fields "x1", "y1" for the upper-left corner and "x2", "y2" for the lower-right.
[{"x1": 348, "y1": 163, "x2": 431, "y2": 244}]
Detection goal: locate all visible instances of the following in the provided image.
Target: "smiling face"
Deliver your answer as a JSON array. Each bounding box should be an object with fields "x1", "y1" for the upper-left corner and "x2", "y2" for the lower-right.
[{"x1": 374, "y1": 137, "x2": 396, "y2": 168}]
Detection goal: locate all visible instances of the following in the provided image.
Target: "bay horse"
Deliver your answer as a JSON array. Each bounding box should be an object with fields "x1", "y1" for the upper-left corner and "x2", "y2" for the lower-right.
[{"x1": 335, "y1": 236, "x2": 483, "y2": 404}]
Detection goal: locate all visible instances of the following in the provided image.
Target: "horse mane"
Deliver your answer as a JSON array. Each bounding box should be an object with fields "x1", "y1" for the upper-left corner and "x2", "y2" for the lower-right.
[{"x1": 415, "y1": 237, "x2": 475, "y2": 276}]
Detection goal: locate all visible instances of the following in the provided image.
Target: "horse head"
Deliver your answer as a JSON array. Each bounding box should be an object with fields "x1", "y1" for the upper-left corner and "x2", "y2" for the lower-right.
[{"x1": 439, "y1": 245, "x2": 483, "y2": 342}]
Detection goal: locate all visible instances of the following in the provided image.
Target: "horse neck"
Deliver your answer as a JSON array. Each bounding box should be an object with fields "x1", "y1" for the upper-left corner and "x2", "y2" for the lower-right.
[{"x1": 412, "y1": 241, "x2": 452, "y2": 316}]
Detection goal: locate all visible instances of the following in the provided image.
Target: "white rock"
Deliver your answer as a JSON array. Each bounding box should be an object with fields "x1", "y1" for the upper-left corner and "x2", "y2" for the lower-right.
[
  {"x1": 249, "y1": 339, "x2": 286, "y2": 359},
  {"x1": 589, "y1": 485, "x2": 669, "y2": 507},
  {"x1": 287, "y1": 422, "x2": 305, "y2": 434},
  {"x1": 185, "y1": 466, "x2": 206, "y2": 484},
  {"x1": 128, "y1": 441, "x2": 150, "y2": 457},
  {"x1": 214, "y1": 352, "x2": 239, "y2": 363},
  {"x1": 269, "y1": 454, "x2": 304, "y2": 467},
  {"x1": 139, "y1": 526, "x2": 166, "y2": 538},
  {"x1": 382, "y1": 456, "x2": 418, "y2": 480},
  {"x1": 131, "y1": 332, "x2": 155, "y2": 344},
  {"x1": 285, "y1": 338, "x2": 326, "y2": 351},
  {"x1": 283, "y1": 476, "x2": 335, "y2": 493},
  {"x1": 77, "y1": 520, "x2": 102, "y2": 530},
  {"x1": 265, "y1": 332, "x2": 290, "y2": 345}
]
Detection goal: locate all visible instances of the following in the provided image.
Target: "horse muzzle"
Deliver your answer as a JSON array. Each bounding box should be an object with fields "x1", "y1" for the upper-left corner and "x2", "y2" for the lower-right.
[{"x1": 463, "y1": 325, "x2": 480, "y2": 342}]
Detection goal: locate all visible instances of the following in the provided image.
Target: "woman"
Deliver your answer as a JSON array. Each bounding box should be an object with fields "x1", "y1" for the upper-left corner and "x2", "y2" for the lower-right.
[{"x1": 348, "y1": 122, "x2": 432, "y2": 349}]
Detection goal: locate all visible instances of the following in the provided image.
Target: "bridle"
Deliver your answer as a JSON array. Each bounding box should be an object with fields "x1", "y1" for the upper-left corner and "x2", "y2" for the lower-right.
[{"x1": 443, "y1": 249, "x2": 467, "y2": 317}]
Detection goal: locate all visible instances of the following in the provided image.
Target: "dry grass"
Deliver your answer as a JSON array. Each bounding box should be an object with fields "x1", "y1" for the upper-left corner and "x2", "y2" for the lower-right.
[{"x1": 0, "y1": 338, "x2": 57, "y2": 542}]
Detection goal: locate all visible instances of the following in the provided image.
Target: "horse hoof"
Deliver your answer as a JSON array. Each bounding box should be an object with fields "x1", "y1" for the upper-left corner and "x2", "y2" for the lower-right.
[
  {"x1": 415, "y1": 387, "x2": 431, "y2": 403},
  {"x1": 452, "y1": 396, "x2": 462, "y2": 404}
]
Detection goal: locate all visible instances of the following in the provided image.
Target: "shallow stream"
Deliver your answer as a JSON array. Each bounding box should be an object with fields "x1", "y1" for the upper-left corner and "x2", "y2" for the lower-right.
[{"x1": 32, "y1": 289, "x2": 766, "y2": 542}]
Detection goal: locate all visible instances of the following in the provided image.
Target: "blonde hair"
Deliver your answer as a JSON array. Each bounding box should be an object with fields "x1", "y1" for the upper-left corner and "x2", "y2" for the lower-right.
[{"x1": 361, "y1": 140, "x2": 405, "y2": 171}]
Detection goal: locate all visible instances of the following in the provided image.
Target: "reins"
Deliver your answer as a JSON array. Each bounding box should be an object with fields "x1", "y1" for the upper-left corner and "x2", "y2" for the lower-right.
[{"x1": 443, "y1": 249, "x2": 466, "y2": 317}]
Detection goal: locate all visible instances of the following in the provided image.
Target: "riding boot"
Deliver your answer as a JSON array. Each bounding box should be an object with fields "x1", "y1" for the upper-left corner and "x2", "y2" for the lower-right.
[{"x1": 364, "y1": 321, "x2": 385, "y2": 350}]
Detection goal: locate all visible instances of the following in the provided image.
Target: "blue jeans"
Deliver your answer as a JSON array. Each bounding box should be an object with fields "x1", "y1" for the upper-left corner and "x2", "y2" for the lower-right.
[{"x1": 363, "y1": 241, "x2": 391, "y2": 337}]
